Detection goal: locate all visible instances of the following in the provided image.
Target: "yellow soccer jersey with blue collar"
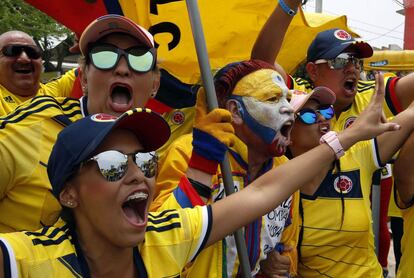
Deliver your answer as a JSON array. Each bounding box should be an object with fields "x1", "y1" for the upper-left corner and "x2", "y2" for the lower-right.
[
  {"x1": 0, "y1": 69, "x2": 77, "y2": 116},
  {"x1": 153, "y1": 134, "x2": 299, "y2": 277},
  {"x1": 298, "y1": 139, "x2": 383, "y2": 277},
  {"x1": 0, "y1": 96, "x2": 82, "y2": 232},
  {"x1": 0, "y1": 206, "x2": 212, "y2": 278}
]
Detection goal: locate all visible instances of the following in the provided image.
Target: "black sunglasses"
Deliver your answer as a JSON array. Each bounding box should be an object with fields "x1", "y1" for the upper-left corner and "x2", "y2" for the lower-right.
[
  {"x1": 84, "y1": 150, "x2": 158, "y2": 182},
  {"x1": 88, "y1": 43, "x2": 156, "y2": 73},
  {"x1": 1, "y1": 44, "x2": 42, "y2": 60}
]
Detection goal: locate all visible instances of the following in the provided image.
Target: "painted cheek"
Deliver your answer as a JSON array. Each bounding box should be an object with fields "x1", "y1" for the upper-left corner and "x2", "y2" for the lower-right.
[{"x1": 263, "y1": 103, "x2": 285, "y2": 131}]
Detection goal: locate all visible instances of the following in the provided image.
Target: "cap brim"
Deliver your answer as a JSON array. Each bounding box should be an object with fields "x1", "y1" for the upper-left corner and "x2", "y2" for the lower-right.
[
  {"x1": 308, "y1": 87, "x2": 336, "y2": 108},
  {"x1": 79, "y1": 15, "x2": 154, "y2": 55},
  {"x1": 324, "y1": 41, "x2": 373, "y2": 60},
  {"x1": 114, "y1": 108, "x2": 170, "y2": 152},
  {"x1": 290, "y1": 87, "x2": 336, "y2": 112},
  {"x1": 344, "y1": 41, "x2": 374, "y2": 59}
]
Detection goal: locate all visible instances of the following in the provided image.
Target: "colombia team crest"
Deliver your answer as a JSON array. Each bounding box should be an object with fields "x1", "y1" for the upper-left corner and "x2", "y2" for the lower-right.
[
  {"x1": 91, "y1": 114, "x2": 117, "y2": 122},
  {"x1": 334, "y1": 29, "x2": 352, "y2": 41},
  {"x1": 333, "y1": 175, "x2": 353, "y2": 194},
  {"x1": 171, "y1": 110, "x2": 185, "y2": 125}
]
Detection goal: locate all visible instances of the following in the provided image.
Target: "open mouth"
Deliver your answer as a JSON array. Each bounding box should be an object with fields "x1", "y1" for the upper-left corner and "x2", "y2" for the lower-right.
[
  {"x1": 280, "y1": 120, "x2": 293, "y2": 140},
  {"x1": 15, "y1": 69, "x2": 33, "y2": 74},
  {"x1": 110, "y1": 83, "x2": 133, "y2": 112},
  {"x1": 13, "y1": 64, "x2": 34, "y2": 75},
  {"x1": 122, "y1": 191, "x2": 148, "y2": 227},
  {"x1": 343, "y1": 78, "x2": 357, "y2": 94},
  {"x1": 271, "y1": 120, "x2": 293, "y2": 156},
  {"x1": 320, "y1": 124, "x2": 330, "y2": 135}
]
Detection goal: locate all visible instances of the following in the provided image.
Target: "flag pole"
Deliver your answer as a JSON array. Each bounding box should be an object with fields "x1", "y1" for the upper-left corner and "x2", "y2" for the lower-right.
[{"x1": 184, "y1": 0, "x2": 252, "y2": 277}]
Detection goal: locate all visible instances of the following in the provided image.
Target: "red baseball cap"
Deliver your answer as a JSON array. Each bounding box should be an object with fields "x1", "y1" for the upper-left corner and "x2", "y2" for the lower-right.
[{"x1": 79, "y1": 14, "x2": 154, "y2": 55}]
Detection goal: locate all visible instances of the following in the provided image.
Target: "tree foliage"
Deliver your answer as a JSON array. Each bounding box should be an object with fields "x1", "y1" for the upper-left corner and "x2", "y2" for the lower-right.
[{"x1": 0, "y1": 0, "x2": 75, "y2": 72}]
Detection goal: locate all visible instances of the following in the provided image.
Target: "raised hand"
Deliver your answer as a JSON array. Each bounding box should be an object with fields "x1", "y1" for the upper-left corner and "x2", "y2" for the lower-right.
[
  {"x1": 344, "y1": 72, "x2": 400, "y2": 144},
  {"x1": 188, "y1": 88, "x2": 236, "y2": 174}
]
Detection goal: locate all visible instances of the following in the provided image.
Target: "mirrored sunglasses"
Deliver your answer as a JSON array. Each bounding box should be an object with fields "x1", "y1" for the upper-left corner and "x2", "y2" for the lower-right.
[
  {"x1": 89, "y1": 43, "x2": 156, "y2": 73},
  {"x1": 296, "y1": 105, "x2": 334, "y2": 125},
  {"x1": 315, "y1": 54, "x2": 363, "y2": 70},
  {"x1": 85, "y1": 150, "x2": 158, "y2": 182},
  {"x1": 1, "y1": 44, "x2": 42, "y2": 59}
]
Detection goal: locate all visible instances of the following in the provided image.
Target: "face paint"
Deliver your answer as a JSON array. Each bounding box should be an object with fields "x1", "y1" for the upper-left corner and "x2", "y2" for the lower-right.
[
  {"x1": 231, "y1": 95, "x2": 293, "y2": 145},
  {"x1": 230, "y1": 69, "x2": 294, "y2": 154}
]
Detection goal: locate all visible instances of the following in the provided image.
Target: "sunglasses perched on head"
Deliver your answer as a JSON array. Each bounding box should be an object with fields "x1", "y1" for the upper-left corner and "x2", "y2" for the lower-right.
[
  {"x1": 88, "y1": 43, "x2": 156, "y2": 73},
  {"x1": 1, "y1": 44, "x2": 42, "y2": 59},
  {"x1": 314, "y1": 53, "x2": 363, "y2": 70},
  {"x1": 296, "y1": 105, "x2": 334, "y2": 125},
  {"x1": 84, "y1": 150, "x2": 158, "y2": 182}
]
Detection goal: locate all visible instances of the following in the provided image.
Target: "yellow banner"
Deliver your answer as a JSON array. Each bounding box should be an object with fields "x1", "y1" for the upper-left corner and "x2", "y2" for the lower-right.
[
  {"x1": 117, "y1": 1, "x2": 356, "y2": 82},
  {"x1": 364, "y1": 50, "x2": 414, "y2": 71}
]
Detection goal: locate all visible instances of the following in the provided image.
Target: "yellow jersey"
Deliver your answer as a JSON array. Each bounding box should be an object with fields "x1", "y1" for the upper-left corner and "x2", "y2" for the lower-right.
[
  {"x1": 298, "y1": 139, "x2": 383, "y2": 277},
  {"x1": 0, "y1": 96, "x2": 83, "y2": 232},
  {"x1": 0, "y1": 91, "x2": 195, "y2": 234},
  {"x1": 0, "y1": 206, "x2": 211, "y2": 277},
  {"x1": 0, "y1": 69, "x2": 77, "y2": 116},
  {"x1": 153, "y1": 134, "x2": 299, "y2": 277}
]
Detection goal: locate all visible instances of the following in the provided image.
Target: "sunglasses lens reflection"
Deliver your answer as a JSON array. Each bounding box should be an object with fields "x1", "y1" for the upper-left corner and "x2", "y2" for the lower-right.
[
  {"x1": 299, "y1": 111, "x2": 317, "y2": 124},
  {"x1": 128, "y1": 51, "x2": 154, "y2": 72},
  {"x1": 319, "y1": 106, "x2": 334, "y2": 120},
  {"x1": 134, "y1": 152, "x2": 158, "y2": 178},
  {"x1": 91, "y1": 150, "x2": 158, "y2": 182},
  {"x1": 91, "y1": 50, "x2": 119, "y2": 70},
  {"x1": 95, "y1": 150, "x2": 129, "y2": 182},
  {"x1": 298, "y1": 106, "x2": 334, "y2": 125},
  {"x1": 90, "y1": 44, "x2": 154, "y2": 73}
]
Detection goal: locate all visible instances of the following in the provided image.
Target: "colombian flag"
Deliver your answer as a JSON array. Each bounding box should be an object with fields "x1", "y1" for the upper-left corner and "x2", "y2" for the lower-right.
[{"x1": 25, "y1": 0, "x2": 357, "y2": 82}]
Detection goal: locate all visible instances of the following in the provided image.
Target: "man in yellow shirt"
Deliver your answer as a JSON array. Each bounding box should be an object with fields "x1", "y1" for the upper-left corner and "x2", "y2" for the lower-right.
[{"x1": 0, "y1": 30, "x2": 76, "y2": 115}]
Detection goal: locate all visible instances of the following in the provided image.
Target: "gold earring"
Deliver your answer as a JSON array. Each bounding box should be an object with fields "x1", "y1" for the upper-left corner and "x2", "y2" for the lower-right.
[{"x1": 150, "y1": 91, "x2": 157, "y2": 98}]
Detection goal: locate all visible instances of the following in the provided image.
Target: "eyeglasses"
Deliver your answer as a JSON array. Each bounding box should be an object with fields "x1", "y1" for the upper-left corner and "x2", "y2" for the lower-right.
[
  {"x1": 314, "y1": 53, "x2": 363, "y2": 70},
  {"x1": 85, "y1": 150, "x2": 158, "y2": 182},
  {"x1": 88, "y1": 44, "x2": 156, "y2": 73},
  {"x1": 296, "y1": 105, "x2": 334, "y2": 125},
  {"x1": 1, "y1": 44, "x2": 42, "y2": 59}
]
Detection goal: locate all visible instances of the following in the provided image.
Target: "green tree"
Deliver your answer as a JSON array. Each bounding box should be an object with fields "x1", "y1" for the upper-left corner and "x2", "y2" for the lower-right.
[{"x1": 0, "y1": 0, "x2": 74, "y2": 73}]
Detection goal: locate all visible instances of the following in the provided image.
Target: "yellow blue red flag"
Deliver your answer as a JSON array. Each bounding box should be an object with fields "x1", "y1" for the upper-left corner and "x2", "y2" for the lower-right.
[{"x1": 25, "y1": 0, "x2": 356, "y2": 82}]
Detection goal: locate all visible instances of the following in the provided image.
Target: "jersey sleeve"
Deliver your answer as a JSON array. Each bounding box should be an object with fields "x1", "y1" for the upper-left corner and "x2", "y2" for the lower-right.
[
  {"x1": 349, "y1": 139, "x2": 382, "y2": 171},
  {"x1": 384, "y1": 76, "x2": 403, "y2": 116},
  {"x1": 180, "y1": 206, "x2": 213, "y2": 262},
  {"x1": 40, "y1": 68, "x2": 77, "y2": 98},
  {"x1": 0, "y1": 237, "x2": 19, "y2": 278},
  {"x1": 142, "y1": 206, "x2": 212, "y2": 274}
]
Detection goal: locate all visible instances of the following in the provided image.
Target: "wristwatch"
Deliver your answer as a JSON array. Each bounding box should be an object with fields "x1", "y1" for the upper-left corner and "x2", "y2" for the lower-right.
[{"x1": 319, "y1": 131, "x2": 345, "y2": 159}]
